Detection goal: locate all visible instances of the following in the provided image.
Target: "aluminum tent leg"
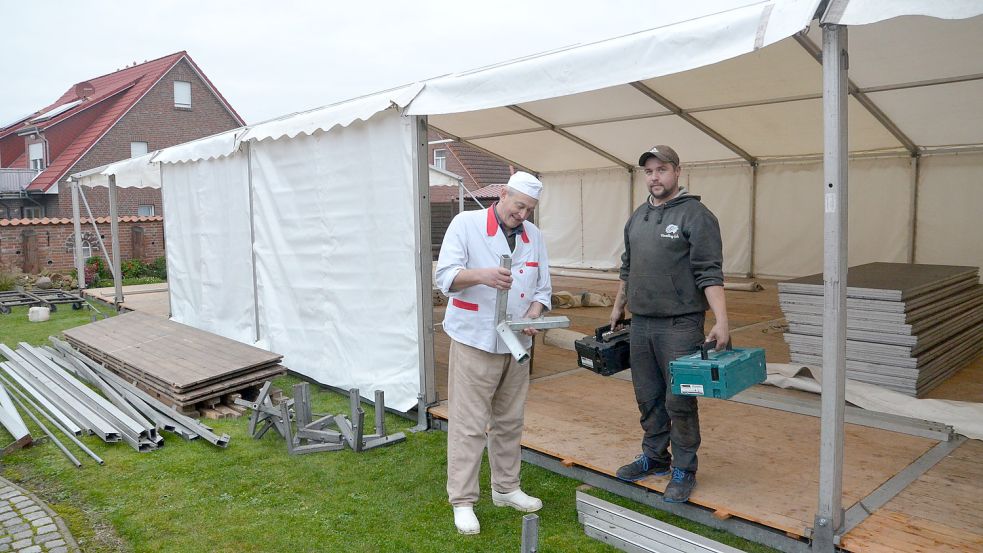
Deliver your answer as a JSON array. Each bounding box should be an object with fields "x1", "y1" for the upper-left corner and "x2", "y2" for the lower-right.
[
  {"x1": 814, "y1": 23, "x2": 848, "y2": 552},
  {"x1": 108, "y1": 175, "x2": 124, "y2": 309},
  {"x1": 70, "y1": 181, "x2": 86, "y2": 290}
]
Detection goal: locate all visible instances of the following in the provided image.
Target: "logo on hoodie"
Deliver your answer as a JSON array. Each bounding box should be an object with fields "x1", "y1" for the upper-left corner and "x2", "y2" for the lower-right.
[{"x1": 661, "y1": 224, "x2": 680, "y2": 239}]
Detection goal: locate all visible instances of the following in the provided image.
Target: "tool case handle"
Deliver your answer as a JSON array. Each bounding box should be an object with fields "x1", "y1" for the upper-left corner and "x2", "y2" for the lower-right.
[
  {"x1": 700, "y1": 339, "x2": 733, "y2": 360},
  {"x1": 596, "y1": 319, "x2": 631, "y2": 341}
]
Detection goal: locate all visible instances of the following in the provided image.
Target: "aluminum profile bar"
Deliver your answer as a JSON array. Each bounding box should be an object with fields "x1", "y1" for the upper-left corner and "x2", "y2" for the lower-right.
[
  {"x1": 730, "y1": 388, "x2": 953, "y2": 441},
  {"x1": 506, "y1": 105, "x2": 633, "y2": 170},
  {"x1": 814, "y1": 23, "x2": 848, "y2": 552},
  {"x1": 6, "y1": 384, "x2": 81, "y2": 468},
  {"x1": 0, "y1": 360, "x2": 81, "y2": 435},
  {"x1": 0, "y1": 369, "x2": 104, "y2": 465},
  {"x1": 841, "y1": 435, "x2": 967, "y2": 536},
  {"x1": 0, "y1": 381, "x2": 31, "y2": 454},
  {"x1": 521, "y1": 514, "x2": 539, "y2": 553},
  {"x1": 70, "y1": 182, "x2": 86, "y2": 291},
  {"x1": 577, "y1": 491, "x2": 745, "y2": 553},
  {"x1": 0, "y1": 345, "x2": 118, "y2": 441},
  {"x1": 630, "y1": 81, "x2": 756, "y2": 166},
  {"x1": 44, "y1": 349, "x2": 152, "y2": 429},
  {"x1": 19, "y1": 344, "x2": 155, "y2": 451},
  {"x1": 108, "y1": 174, "x2": 124, "y2": 306},
  {"x1": 793, "y1": 32, "x2": 917, "y2": 155},
  {"x1": 50, "y1": 339, "x2": 229, "y2": 447},
  {"x1": 410, "y1": 115, "x2": 437, "y2": 431}
]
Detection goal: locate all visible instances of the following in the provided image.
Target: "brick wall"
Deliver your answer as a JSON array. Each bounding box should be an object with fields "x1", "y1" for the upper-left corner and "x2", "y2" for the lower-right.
[
  {"x1": 47, "y1": 58, "x2": 243, "y2": 218},
  {"x1": 0, "y1": 217, "x2": 164, "y2": 274}
]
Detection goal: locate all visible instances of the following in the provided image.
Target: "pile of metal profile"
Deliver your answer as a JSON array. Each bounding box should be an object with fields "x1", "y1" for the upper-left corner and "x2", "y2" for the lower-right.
[
  {"x1": 0, "y1": 338, "x2": 230, "y2": 467},
  {"x1": 237, "y1": 381, "x2": 405, "y2": 455},
  {"x1": 61, "y1": 311, "x2": 285, "y2": 412},
  {"x1": 778, "y1": 262, "x2": 983, "y2": 397},
  {"x1": 576, "y1": 490, "x2": 744, "y2": 553}
]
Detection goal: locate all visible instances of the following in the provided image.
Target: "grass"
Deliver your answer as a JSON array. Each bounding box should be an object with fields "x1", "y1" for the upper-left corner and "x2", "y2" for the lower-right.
[
  {"x1": 90, "y1": 277, "x2": 166, "y2": 288},
  {"x1": 0, "y1": 308, "x2": 780, "y2": 553}
]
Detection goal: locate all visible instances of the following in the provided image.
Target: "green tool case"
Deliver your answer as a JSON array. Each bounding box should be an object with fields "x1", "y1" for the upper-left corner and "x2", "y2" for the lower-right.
[{"x1": 669, "y1": 341, "x2": 766, "y2": 399}]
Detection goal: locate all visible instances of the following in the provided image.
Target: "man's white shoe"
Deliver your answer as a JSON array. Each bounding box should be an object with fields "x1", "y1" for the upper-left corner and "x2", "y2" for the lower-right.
[
  {"x1": 453, "y1": 506, "x2": 480, "y2": 535},
  {"x1": 492, "y1": 489, "x2": 543, "y2": 512}
]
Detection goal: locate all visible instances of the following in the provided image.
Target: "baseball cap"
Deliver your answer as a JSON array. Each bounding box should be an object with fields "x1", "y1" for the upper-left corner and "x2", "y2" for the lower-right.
[{"x1": 638, "y1": 145, "x2": 680, "y2": 167}]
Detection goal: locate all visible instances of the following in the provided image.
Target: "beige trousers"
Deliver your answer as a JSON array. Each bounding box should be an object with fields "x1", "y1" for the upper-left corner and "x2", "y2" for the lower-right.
[{"x1": 446, "y1": 339, "x2": 530, "y2": 506}]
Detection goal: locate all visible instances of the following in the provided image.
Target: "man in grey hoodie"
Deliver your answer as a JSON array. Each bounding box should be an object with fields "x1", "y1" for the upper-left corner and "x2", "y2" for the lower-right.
[{"x1": 608, "y1": 144, "x2": 730, "y2": 503}]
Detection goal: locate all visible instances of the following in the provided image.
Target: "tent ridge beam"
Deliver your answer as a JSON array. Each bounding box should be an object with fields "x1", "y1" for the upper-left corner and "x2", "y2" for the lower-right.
[
  {"x1": 505, "y1": 105, "x2": 633, "y2": 170},
  {"x1": 793, "y1": 32, "x2": 918, "y2": 155},
  {"x1": 629, "y1": 81, "x2": 757, "y2": 165},
  {"x1": 858, "y1": 72, "x2": 983, "y2": 95},
  {"x1": 428, "y1": 124, "x2": 538, "y2": 175}
]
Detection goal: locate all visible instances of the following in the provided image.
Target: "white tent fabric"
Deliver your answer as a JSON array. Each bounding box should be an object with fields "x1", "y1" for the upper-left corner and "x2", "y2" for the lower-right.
[
  {"x1": 823, "y1": 0, "x2": 983, "y2": 25},
  {"x1": 73, "y1": 150, "x2": 161, "y2": 189},
  {"x1": 161, "y1": 153, "x2": 256, "y2": 344},
  {"x1": 407, "y1": 1, "x2": 822, "y2": 115},
  {"x1": 247, "y1": 110, "x2": 421, "y2": 412},
  {"x1": 153, "y1": 130, "x2": 240, "y2": 164}
]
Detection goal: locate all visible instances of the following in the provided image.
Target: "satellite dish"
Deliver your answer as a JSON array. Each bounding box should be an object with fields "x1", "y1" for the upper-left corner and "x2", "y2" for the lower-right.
[{"x1": 74, "y1": 81, "x2": 95, "y2": 99}]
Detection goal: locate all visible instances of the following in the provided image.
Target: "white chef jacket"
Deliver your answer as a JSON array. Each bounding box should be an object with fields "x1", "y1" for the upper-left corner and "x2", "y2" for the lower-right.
[{"x1": 435, "y1": 205, "x2": 553, "y2": 354}]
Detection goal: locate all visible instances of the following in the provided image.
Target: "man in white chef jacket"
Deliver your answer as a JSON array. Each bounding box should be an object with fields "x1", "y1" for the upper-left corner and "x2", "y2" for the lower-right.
[{"x1": 435, "y1": 171, "x2": 553, "y2": 535}]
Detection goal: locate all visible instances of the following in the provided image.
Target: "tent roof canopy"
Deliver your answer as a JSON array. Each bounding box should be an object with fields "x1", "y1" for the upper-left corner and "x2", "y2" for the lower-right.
[{"x1": 72, "y1": 0, "x2": 983, "y2": 186}]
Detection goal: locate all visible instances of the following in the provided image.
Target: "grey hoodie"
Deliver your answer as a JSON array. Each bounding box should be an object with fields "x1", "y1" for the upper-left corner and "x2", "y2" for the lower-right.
[{"x1": 618, "y1": 193, "x2": 724, "y2": 317}]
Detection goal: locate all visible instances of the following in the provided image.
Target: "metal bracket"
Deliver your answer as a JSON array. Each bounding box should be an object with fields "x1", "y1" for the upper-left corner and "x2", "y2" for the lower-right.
[{"x1": 494, "y1": 254, "x2": 570, "y2": 362}]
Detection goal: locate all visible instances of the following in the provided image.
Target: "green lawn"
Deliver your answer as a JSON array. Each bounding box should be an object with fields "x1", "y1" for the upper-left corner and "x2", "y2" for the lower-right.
[{"x1": 0, "y1": 307, "x2": 779, "y2": 553}]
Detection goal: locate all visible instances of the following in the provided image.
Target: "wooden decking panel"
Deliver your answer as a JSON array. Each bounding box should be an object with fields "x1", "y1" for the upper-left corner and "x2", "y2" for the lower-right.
[
  {"x1": 840, "y1": 440, "x2": 983, "y2": 552},
  {"x1": 432, "y1": 370, "x2": 937, "y2": 538},
  {"x1": 63, "y1": 311, "x2": 281, "y2": 390}
]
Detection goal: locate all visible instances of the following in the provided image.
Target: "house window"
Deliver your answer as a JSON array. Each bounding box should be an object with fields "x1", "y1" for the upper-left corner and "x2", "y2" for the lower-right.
[
  {"x1": 80, "y1": 240, "x2": 93, "y2": 260},
  {"x1": 174, "y1": 81, "x2": 192, "y2": 109},
  {"x1": 23, "y1": 206, "x2": 43, "y2": 219},
  {"x1": 434, "y1": 148, "x2": 447, "y2": 170},
  {"x1": 131, "y1": 141, "x2": 148, "y2": 157},
  {"x1": 137, "y1": 204, "x2": 155, "y2": 217},
  {"x1": 29, "y1": 143, "x2": 44, "y2": 171}
]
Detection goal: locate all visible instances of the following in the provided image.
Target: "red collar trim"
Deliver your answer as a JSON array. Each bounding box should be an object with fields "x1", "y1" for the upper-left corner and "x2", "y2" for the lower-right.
[
  {"x1": 486, "y1": 205, "x2": 498, "y2": 236},
  {"x1": 487, "y1": 202, "x2": 529, "y2": 243}
]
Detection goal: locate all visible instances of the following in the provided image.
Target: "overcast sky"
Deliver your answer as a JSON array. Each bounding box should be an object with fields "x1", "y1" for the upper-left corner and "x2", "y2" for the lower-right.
[{"x1": 0, "y1": 0, "x2": 738, "y2": 125}]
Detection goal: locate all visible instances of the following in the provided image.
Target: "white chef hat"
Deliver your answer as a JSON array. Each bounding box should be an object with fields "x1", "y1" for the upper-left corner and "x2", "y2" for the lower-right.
[{"x1": 506, "y1": 171, "x2": 543, "y2": 200}]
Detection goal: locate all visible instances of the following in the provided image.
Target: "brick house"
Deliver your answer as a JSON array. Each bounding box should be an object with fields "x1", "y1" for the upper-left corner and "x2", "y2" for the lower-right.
[
  {"x1": 0, "y1": 51, "x2": 244, "y2": 221},
  {"x1": 428, "y1": 129, "x2": 536, "y2": 256}
]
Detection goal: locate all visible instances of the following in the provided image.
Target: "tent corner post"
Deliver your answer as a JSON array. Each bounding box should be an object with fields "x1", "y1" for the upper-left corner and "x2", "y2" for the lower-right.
[
  {"x1": 70, "y1": 181, "x2": 86, "y2": 291},
  {"x1": 108, "y1": 174, "x2": 124, "y2": 310},
  {"x1": 813, "y1": 22, "x2": 848, "y2": 553},
  {"x1": 410, "y1": 114, "x2": 437, "y2": 412}
]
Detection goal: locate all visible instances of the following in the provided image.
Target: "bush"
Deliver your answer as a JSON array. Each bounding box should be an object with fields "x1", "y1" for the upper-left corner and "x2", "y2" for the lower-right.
[
  {"x1": 0, "y1": 271, "x2": 15, "y2": 292},
  {"x1": 85, "y1": 256, "x2": 112, "y2": 280},
  {"x1": 148, "y1": 256, "x2": 167, "y2": 279},
  {"x1": 121, "y1": 259, "x2": 146, "y2": 279}
]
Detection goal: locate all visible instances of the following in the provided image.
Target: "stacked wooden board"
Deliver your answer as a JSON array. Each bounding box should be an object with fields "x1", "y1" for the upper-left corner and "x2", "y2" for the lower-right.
[
  {"x1": 63, "y1": 311, "x2": 285, "y2": 412},
  {"x1": 779, "y1": 262, "x2": 983, "y2": 397}
]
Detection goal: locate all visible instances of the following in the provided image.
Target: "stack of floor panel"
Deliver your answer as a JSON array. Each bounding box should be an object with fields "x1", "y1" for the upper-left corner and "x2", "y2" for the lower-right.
[
  {"x1": 62, "y1": 311, "x2": 285, "y2": 412},
  {"x1": 779, "y1": 262, "x2": 983, "y2": 397}
]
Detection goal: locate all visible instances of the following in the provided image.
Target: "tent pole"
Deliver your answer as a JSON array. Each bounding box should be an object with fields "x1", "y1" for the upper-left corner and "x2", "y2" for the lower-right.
[
  {"x1": 410, "y1": 114, "x2": 435, "y2": 431},
  {"x1": 70, "y1": 181, "x2": 86, "y2": 290},
  {"x1": 908, "y1": 156, "x2": 920, "y2": 263},
  {"x1": 159, "y1": 162, "x2": 173, "y2": 318},
  {"x1": 748, "y1": 164, "x2": 758, "y2": 277},
  {"x1": 245, "y1": 142, "x2": 261, "y2": 343},
  {"x1": 108, "y1": 174, "x2": 124, "y2": 310},
  {"x1": 814, "y1": 23, "x2": 848, "y2": 552}
]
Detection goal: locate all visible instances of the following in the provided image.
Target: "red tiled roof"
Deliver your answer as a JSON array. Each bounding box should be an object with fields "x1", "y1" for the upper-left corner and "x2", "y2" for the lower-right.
[
  {"x1": 468, "y1": 184, "x2": 506, "y2": 199},
  {"x1": 0, "y1": 215, "x2": 163, "y2": 226},
  {"x1": 5, "y1": 52, "x2": 244, "y2": 193}
]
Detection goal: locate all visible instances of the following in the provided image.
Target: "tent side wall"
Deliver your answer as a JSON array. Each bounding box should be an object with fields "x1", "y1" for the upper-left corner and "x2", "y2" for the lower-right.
[
  {"x1": 537, "y1": 151, "x2": 982, "y2": 280},
  {"x1": 161, "y1": 109, "x2": 424, "y2": 412}
]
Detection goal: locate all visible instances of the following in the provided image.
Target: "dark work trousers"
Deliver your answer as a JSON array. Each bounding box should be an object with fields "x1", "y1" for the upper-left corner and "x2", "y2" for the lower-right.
[{"x1": 629, "y1": 312, "x2": 705, "y2": 473}]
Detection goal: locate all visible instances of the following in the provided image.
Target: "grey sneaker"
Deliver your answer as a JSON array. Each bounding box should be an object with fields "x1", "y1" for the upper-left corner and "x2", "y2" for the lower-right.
[
  {"x1": 663, "y1": 467, "x2": 696, "y2": 503},
  {"x1": 616, "y1": 454, "x2": 671, "y2": 482}
]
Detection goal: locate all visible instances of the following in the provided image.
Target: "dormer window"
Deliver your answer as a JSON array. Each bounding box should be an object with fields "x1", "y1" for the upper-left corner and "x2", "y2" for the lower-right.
[
  {"x1": 29, "y1": 142, "x2": 44, "y2": 171},
  {"x1": 174, "y1": 81, "x2": 192, "y2": 109}
]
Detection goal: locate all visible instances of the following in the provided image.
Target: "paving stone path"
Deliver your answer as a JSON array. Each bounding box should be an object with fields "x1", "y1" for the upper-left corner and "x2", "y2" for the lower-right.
[{"x1": 0, "y1": 478, "x2": 78, "y2": 553}]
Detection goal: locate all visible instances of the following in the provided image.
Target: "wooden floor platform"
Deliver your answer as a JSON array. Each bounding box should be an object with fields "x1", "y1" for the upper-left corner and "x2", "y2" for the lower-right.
[{"x1": 430, "y1": 274, "x2": 983, "y2": 552}]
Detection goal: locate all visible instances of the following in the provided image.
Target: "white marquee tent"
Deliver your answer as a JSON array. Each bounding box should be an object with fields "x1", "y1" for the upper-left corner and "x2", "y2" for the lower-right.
[{"x1": 71, "y1": 2, "x2": 983, "y2": 548}]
